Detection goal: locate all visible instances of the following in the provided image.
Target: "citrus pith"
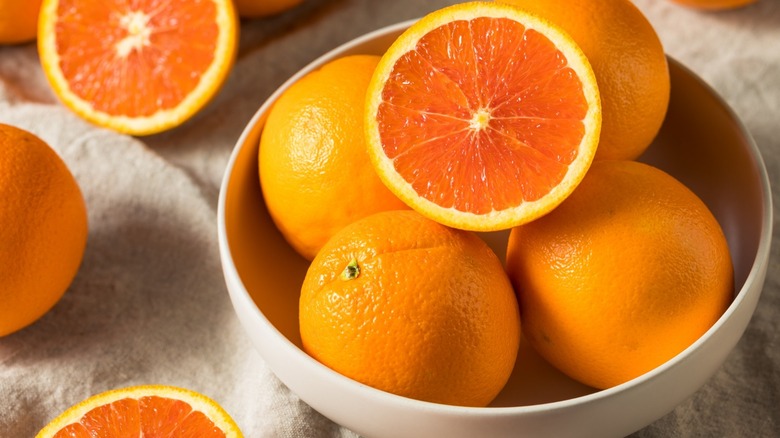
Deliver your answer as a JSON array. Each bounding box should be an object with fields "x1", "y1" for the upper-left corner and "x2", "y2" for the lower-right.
[
  {"x1": 365, "y1": 1, "x2": 601, "y2": 232},
  {"x1": 38, "y1": 0, "x2": 238, "y2": 136},
  {"x1": 36, "y1": 385, "x2": 243, "y2": 437},
  {"x1": 500, "y1": 0, "x2": 670, "y2": 161}
]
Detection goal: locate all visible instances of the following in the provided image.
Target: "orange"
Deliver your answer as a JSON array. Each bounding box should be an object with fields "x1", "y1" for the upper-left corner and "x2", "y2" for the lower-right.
[
  {"x1": 300, "y1": 210, "x2": 521, "y2": 407},
  {"x1": 365, "y1": 1, "x2": 601, "y2": 232},
  {"x1": 37, "y1": 0, "x2": 238, "y2": 136},
  {"x1": 36, "y1": 385, "x2": 243, "y2": 437},
  {"x1": 668, "y1": 0, "x2": 758, "y2": 9},
  {"x1": 0, "y1": 0, "x2": 42, "y2": 44},
  {"x1": 233, "y1": 0, "x2": 304, "y2": 18},
  {"x1": 501, "y1": 0, "x2": 670, "y2": 161},
  {"x1": 505, "y1": 160, "x2": 733, "y2": 389},
  {"x1": 0, "y1": 124, "x2": 87, "y2": 337},
  {"x1": 260, "y1": 55, "x2": 408, "y2": 261}
]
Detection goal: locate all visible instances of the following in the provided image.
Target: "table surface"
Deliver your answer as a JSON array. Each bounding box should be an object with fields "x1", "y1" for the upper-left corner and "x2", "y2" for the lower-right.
[{"x1": 1, "y1": 1, "x2": 778, "y2": 436}]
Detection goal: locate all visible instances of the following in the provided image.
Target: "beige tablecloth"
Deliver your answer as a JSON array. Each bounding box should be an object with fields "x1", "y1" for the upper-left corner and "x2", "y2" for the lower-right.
[{"x1": 1, "y1": 1, "x2": 778, "y2": 436}]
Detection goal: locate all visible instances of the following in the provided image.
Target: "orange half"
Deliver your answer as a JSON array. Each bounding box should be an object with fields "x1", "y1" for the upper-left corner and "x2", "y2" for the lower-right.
[
  {"x1": 365, "y1": 2, "x2": 601, "y2": 231},
  {"x1": 38, "y1": 0, "x2": 238, "y2": 136},
  {"x1": 36, "y1": 385, "x2": 243, "y2": 437}
]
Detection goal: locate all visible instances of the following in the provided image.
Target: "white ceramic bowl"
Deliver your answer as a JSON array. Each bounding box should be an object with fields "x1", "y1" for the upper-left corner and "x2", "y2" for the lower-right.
[{"x1": 217, "y1": 20, "x2": 772, "y2": 438}]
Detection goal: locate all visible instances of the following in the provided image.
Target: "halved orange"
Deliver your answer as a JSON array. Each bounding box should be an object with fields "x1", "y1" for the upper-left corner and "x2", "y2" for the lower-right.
[
  {"x1": 38, "y1": 0, "x2": 238, "y2": 136},
  {"x1": 365, "y1": 2, "x2": 601, "y2": 231},
  {"x1": 36, "y1": 385, "x2": 243, "y2": 437}
]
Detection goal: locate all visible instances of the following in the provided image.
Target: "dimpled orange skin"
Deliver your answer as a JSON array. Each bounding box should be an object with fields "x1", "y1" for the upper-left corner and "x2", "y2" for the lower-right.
[
  {"x1": 300, "y1": 210, "x2": 521, "y2": 407},
  {"x1": 500, "y1": 0, "x2": 670, "y2": 161},
  {"x1": 0, "y1": 124, "x2": 87, "y2": 337},
  {"x1": 669, "y1": 0, "x2": 757, "y2": 10},
  {"x1": 505, "y1": 160, "x2": 733, "y2": 389},
  {"x1": 260, "y1": 55, "x2": 408, "y2": 261}
]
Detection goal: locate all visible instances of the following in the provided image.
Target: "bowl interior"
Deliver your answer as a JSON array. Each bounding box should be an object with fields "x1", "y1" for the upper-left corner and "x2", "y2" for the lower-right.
[{"x1": 221, "y1": 27, "x2": 768, "y2": 408}]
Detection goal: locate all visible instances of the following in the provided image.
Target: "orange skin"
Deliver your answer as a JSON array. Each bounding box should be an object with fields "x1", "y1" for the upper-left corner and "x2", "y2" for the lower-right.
[
  {"x1": 506, "y1": 160, "x2": 733, "y2": 389},
  {"x1": 260, "y1": 55, "x2": 408, "y2": 261},
  {"x1": 300, "y1": 210, "x2": 521, "y2": 407},
  {"x1": 501, "y1": 0, "x2": 671, "y2": 161},
  {"x1": 233, "y1": 0, "x2": 303, "y2": 18},
  {"x1": 669, "y1": 0, "x2": 758, "y2": 10},
  {"x1": 364, "y1": 2, "x2": 601, "y2": 232},
  {"x1": 0, "y1": 0, "x2": 42, "y2": 44},
  {"x1": 0, "y1": 124, "x2": 88, "y2": 337}
]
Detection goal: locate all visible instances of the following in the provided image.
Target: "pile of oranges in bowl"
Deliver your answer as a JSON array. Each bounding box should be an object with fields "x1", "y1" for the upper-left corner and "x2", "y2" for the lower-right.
[
  {"x1": 218, "y1": 1, "x2": 771, "y2": 437},
  {"x1": 1, "y1": 0, "x2": 766, "y2": 436}
]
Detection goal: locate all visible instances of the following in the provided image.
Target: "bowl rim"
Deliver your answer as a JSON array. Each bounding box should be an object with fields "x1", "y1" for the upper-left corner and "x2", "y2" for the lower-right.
[{"x1": 217, "y1": 19, "x2": 774, "y2": 415}]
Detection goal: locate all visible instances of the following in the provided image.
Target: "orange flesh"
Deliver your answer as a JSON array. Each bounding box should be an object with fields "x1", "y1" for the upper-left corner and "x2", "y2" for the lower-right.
[
  {"x1": 51, "y1": 396, "x2": 227, "y2": 437},
  {"x1": 54, "y1": 0, "x2": 218, "y2": 117},
  {"x1": 377, "y1": 17, "x2": 589, "y2": 214}
]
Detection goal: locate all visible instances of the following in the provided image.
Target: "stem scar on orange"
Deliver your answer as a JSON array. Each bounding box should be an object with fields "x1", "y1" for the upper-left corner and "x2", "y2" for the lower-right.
[
  {"x1": 37, "y1": 0, "x2": 238, "y2": 136},
  {"x1": 300, "y1": 210, "x2": 521, "y2": 407},
  {"x1": 365, "y1": 1, "x2": 601, "y2": 232}
]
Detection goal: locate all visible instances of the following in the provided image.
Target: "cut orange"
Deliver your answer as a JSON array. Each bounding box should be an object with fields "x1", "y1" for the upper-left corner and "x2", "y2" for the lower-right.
[
  {"x1": 365, "y1": 1, "x2": 601, "y2": 231},
  {"x1": 38, "y1": 0, "x2": 238, "y2": 136},
  {"x1": 36, "y1": 385, "x2": 243, "y2": 437}
]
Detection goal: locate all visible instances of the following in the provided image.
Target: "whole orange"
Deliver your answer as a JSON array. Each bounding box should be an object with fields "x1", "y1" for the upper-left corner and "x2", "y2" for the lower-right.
[
  {"x1": 500, "y1": 0, "x2": 670, "y2": 161},
  {"x1": 505, "y1": 160, "x2": 733, "y2": 389},
  {"x1": 300, "y1": 210, "x2": 521, "y2": 407},
  {"x1": 0, "y1": 124, "x2": 88, "y2": 337},
  {"x1": 0, "y1": 0, "x2": 42, "y2": 44},
  {"x1": 668, "y1": 0, "x2": 757, "y2": 9},
  {"x1": 259, "y1": 55, "x2": 408, "y2": 261},
  {"x1": 233, "y1": 0, "x2": 303, "y2": 18}
]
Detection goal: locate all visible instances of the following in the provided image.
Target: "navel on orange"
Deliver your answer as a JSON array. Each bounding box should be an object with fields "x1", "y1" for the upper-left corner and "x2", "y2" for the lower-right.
[
  {"x1": 38, "y1": 0, "x2": 238, "y2": 136},
  {"x1": 36, "y1": 385, "x2": 243, "y2": 437},
  {"x1": 365, "y1": 1, "x2": 601, "y2": 232}
]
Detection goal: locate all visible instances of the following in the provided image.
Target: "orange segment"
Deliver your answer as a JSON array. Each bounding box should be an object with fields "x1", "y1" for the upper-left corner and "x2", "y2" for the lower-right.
[
  {"x1": 38, "y1": 0, "x2": 238, "y2": 136},
  {"x1": 37, "y1": 385, "x2": 243, "y2": 438},
  {"x1": 366, "y1": 2, "x2": 600, "y2": 231}
]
